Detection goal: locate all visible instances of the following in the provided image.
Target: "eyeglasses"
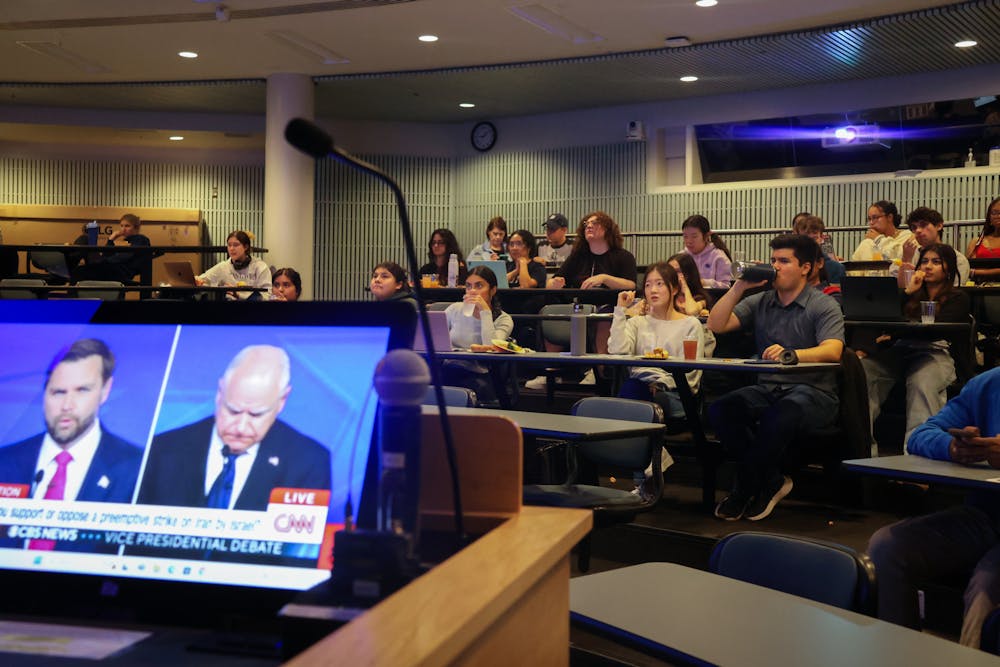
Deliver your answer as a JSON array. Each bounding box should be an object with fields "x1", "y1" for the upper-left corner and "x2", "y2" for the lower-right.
[
  {"x1": 989, "y1": 210, "x2": 1000, "y2": 218},
  {"x1": 507, "y1": 240, "x2": 525, "y2": 247},
  {"x1": 430, "y1": 240, "x2": 446, "y2": 246},
  {"x1": 867, "y1": 214, "x2": 886, "y2": 222}
]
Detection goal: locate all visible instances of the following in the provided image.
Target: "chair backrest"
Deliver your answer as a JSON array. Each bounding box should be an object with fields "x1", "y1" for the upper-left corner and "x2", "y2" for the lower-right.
[
  {"x1": 75, "y1": 280, "x2": 125, "y2": 300},
  {"x1": 422, "y1": 385, "x2": 477, "y2": 407},
  {"x1": 0, "y1": 278, "x2": 47, "y2": 299},
  {"x1": 29, "y1": 250, "x2": 72, "y2": 280},
  {"x1": 709, "y1": 531, "x2": 877, "y2": 615},
  {"x1": 539, "y1": 303, "x2": 597, "y2": 347},
  {"x1": 571, "y1": 396, "x2": 663, "y2": 469}
]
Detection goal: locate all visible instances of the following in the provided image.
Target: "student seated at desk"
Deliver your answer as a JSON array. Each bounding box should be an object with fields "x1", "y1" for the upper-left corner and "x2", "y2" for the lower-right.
[
  {"x1": 504, "y1": 229, "x2": 547, "y2": 289},
  {"x1": 370, "y1": 261, "x2": 416, "y2": 308},
  {"x1": 609, "y1": 262, "x2": 707, "y2": 419},
  {"x1": 851, "y1": 200, "x2": 913, "y2": 262},
  {"x1": 196, "y1": 231, "x2": 271, "y2": 300},
  {"x1": 966, "y1": 196, "x2": 1000, "y2": 283},
  {"x1": 858, "y1": 243, "x2": 971, "y2": 453},
  {"x1": 442, "y1": 266, "x2": 513, "y2": 403},
  {"x1": 868, "y1": 367, "x2": 1000, "y2": 650},
  {"x1": 667, "y1": 253, "x2": 713, "y2": 316},
  {"x1": 706, "y1": 234, "x2": 844, "y2": 522},
  {"x1": 72, "y1": 213, "x2": 151, "y2": 283}
]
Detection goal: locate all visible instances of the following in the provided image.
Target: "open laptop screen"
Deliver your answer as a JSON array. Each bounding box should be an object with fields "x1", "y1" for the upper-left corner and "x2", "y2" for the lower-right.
[{"x1": 0, "y1": 300, "x2": 415, "y2": 604}]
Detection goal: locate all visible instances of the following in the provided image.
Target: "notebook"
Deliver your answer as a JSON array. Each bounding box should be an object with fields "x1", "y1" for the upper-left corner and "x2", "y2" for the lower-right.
[
  {"x1": 0, "y1": 299, "x2": 415, "y2": 631},
  {"x1": 841, "y1": 276, "x2": 905, "y2": 321},
  {"x1": 466, "y1": 260, "x2": 509, "y2": 289},
  {"x1": 162, "y1": 260, "x2": 198, "y2": 287},
  {"x1": 412, "y1": 310, "x2": 453, "y2": 352}
]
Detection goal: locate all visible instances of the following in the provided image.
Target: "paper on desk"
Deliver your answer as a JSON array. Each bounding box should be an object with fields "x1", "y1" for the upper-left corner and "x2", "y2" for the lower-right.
[{"x1": 0, "y1": 621, "x2": 149, "y2": 660}]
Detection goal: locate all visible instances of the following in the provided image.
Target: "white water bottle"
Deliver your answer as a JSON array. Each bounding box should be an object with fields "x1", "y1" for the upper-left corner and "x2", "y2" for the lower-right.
[{"x1": 447, "y1": 253, "x2": 458, "y2": 288}]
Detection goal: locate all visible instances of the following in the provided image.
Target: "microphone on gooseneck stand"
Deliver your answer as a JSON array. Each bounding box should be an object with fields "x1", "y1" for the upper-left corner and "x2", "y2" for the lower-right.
[{"x1": 285, "y1": 118, "x2": 465, "y2": 545}]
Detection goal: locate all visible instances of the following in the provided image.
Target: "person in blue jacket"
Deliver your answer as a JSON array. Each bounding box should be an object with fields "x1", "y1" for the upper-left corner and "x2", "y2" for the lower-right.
[{"x1": 868, "y1": 367, "x2": 1000, "y2": 649}]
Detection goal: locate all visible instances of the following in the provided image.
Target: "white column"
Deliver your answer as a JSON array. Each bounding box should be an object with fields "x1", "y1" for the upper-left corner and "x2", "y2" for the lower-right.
[{"x1": 264, "y1": 73, "x2": 315, "y2": 299}]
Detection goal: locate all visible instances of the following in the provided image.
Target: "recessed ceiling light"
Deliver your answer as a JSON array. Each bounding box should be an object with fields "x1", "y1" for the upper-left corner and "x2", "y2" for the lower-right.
[
  {"x1": 168, "y1": 136, "x2": 184, "y2": 141},
  {"x1": 418, "y1": 35, "x2": 439, "y2": 42},
  {"x1": 178, "y1": 51, "x2": 198, "y2": 59},
  {"x1": 954, "y1": 40, "x2": 977, "y2": 48},
  {"x1": 695, "y1": 0, "x2": 718, "y2": 7},
  {"x1": 680, "y1": 75, "x2": 699, "y2": 82},
  {"x1": 459, "y1": 102, "x2": 475, "y2": 108}
]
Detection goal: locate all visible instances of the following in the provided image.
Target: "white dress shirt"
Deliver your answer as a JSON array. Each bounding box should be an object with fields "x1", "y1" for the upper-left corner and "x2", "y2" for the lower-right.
[{"x1": 203, "y1": 429, "x2": 259, "y2": 509}]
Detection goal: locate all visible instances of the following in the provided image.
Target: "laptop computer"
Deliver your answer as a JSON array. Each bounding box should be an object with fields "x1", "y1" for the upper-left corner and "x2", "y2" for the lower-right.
[
  {"x1": 841, "y1": 275, "x2": 905, "y2": 321},
  {"x1": 0, "y1": 299, "x2": 415, "y2": 646},
  {"x1": 412, "y1": 310, "x2": 453, "y2": 352},
  {"x1": 467, "y1": 260, "x2": 509, "y2": 289},
  {"x1": 162, "y1": 260, "x2": 198, "y2": 287}
]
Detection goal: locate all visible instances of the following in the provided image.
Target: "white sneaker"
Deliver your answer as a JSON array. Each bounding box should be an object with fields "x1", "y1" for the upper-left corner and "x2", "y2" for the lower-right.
[
  {"x1": 579, "y1": 369, "x2": 596, "y2": 385},
  {"x1": 524, "y1": 375, "x2": 549, "y2": 390}
]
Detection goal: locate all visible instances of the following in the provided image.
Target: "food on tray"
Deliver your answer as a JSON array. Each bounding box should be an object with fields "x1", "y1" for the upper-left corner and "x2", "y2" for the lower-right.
[{"x1": 642, "y1": 347, "x2": 668, "y2": 359}]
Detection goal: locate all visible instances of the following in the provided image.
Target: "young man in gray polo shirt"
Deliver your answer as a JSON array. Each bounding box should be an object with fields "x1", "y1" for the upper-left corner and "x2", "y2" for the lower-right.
[{"x1": 707, "y1": 234, "x2": 845, "y2": 521}]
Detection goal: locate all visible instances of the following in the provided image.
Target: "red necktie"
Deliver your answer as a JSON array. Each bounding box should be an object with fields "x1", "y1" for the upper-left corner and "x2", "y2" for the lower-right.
[{"x1": 29, "y1": 450, "x2": 73, "y2": 550}]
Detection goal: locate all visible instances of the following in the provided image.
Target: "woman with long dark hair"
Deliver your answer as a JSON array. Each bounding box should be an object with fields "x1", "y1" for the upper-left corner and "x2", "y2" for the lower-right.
[
  {"x1": 859, "y1": 243, "x2": 970, "y2": 452},
  {"x1": 418, "y1": 228, "x2": 467, "y2": 287},
  {"x1": 667, "y1": 252, "x2": 713, "y2": 316},
  {"x1": 442, "y1": 266, "x2": 513, "y2": 403},
  {"x1": 966, "y1": 196, "x2": 1000, "y2": 282},
  {"x1": 505, "y1": 229, "x2": 547, "y2": 288},
  {"x1": 680, "y1": 214, "x2": 732, "y2": 288}
]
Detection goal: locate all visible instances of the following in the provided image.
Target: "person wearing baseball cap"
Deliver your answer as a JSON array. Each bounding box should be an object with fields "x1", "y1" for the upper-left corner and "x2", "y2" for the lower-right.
[{"x1": 535, "y1": 213, "x2": 572, "y2": 267}]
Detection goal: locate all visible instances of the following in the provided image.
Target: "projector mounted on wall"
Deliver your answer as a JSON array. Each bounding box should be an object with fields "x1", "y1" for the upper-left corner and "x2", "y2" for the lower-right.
[{"x1": 821, "y1": 124, "x2": 888, "y2": 150}]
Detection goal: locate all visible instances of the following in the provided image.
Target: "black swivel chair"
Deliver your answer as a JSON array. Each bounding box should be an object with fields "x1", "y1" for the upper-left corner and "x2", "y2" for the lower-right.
[{"x1": 709, "y1": 531, "x2": 877, "y2": 615}]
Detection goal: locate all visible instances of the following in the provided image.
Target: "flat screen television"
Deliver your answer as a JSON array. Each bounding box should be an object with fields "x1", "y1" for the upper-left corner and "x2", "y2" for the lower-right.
[{"x1": 0, "y1": 299, "x2": 415, "y2": 629}]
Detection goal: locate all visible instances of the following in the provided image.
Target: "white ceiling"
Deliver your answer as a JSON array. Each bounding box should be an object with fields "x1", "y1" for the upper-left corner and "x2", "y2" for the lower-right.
[{"x1": 0, "y1": 1, "x2": 996, "y2": 131}]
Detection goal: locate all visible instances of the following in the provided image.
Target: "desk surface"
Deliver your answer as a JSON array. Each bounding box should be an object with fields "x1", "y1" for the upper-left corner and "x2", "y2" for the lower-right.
[
  {"x1": 422, "y1": 405, "x2": 664, "y2": 441},
  {"x1": 843, "y1": 455, "x2": 1000, "y2": 492},
  {"x1": 570, "y1": 562, "x2": 999, "y2": 667},
  {"x1": 431, "y1": 350, "x2": 838, "y2": 374},
  {"x1": 1, "y1": 244, "x2": 267, "y2": 253}
]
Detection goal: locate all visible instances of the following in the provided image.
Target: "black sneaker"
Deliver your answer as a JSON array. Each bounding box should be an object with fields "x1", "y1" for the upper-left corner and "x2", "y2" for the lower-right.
[
  {"x1": 745, "y1": 475, "x2": 793, "y2": 521},
  {"x1": 714, "y1": 490, "x2": 752, "y2": 521}
]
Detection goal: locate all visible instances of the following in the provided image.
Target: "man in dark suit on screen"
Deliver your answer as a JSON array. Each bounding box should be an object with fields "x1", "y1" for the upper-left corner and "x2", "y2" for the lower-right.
[
  {"x1": 137, "y1": 344, "x2": 331, "y2": 511},
  {"x1": 0, "y1": 338, "x2": 142, "y2": 551}
]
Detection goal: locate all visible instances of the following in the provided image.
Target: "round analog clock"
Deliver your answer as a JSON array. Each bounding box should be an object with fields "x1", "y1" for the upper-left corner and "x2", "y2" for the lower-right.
[{"x1": 471, "y1": 121, "x2": 497, "y2": 152}]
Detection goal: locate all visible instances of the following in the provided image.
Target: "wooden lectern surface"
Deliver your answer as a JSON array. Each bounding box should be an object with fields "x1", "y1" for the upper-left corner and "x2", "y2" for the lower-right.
[{"x1": 286, "y1": 410, "x2": 592, "y2": 667}]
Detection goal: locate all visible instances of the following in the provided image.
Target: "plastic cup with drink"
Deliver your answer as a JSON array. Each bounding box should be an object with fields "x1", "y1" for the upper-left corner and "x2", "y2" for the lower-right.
[
  {"x1": 683, "y1": 334, "x2": 698, "y2": 360},
  {"x1": 920, "y1": 300, "x2": 936, "y2": 324}
]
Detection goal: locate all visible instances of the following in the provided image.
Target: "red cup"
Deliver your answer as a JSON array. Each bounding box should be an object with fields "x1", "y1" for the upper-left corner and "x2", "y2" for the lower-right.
[{"x1": 683, "y1": 337, "x2": 698, "y2": 360}]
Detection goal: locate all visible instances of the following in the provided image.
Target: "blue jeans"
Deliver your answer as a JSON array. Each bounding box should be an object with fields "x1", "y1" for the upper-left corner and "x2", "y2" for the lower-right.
[
  {"x1": 708, "y1": 383, "x2": 838, "y2": 494},
  {"x1": 618, "y1": 378, "x2": 685, "y2": 419}
]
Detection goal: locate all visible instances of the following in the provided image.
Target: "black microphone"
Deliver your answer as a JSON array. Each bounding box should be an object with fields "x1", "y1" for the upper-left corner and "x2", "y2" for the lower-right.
[
  {"x1": 31, "y1": 469, "x2": 44, "y2": 496},
  {"x1": 373, "y1": 349, "x2": 430, "y2": 539},
  {"x1": 284, "y1": 118, "x2": 334, "y2": 159},
  {"x1": 285, "y1": 117, "x2": 466, "y2": 542}
]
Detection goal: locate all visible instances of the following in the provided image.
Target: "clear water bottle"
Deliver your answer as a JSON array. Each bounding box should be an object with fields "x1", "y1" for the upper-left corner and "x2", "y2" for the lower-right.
[{"x1": 447, "y1": 253, "x2": 458, "y2": 288}]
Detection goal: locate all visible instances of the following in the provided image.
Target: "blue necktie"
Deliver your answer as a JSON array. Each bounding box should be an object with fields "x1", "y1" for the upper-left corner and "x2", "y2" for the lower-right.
[{"x1": 205, "y1": 446, "x2": 239, "y2": 509}]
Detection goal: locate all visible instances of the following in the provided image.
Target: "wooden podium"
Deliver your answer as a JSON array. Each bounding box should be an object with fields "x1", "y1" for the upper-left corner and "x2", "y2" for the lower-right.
[{"x1": 286, "y1": 410, "x2": 592, "y2": 667}]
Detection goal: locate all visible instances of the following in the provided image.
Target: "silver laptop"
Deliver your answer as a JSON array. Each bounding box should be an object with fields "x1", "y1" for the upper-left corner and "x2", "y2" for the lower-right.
[
  {"x1": 412, "y1": 310, "x2": 452, "y2": 352},
  {"x1": 162, "y1": 260, "x2": 198, "y2": 287},
  {"x1": 467, "y1": 260, "x2": 509, "y2": 289}
]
